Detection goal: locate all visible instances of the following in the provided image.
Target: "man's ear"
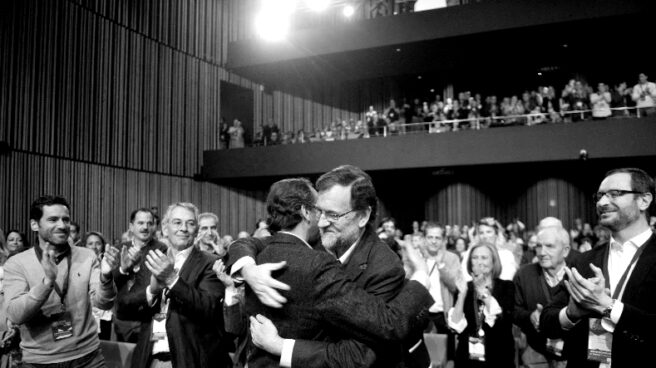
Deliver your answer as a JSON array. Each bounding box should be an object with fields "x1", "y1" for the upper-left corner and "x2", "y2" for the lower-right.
[
  {"x1": 638, "y1": 192, "x2": 653, "y2": 212},
  {"x1": 357, "y1": 207, "x2": 372, "y2": 228},
  {"x1": 30, "y1": 219, "x2": 39, "y2": 232}
]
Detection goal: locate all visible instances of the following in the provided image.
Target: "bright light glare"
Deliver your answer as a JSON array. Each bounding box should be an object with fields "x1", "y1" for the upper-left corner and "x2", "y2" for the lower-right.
[
  {"x1": 306, "y1": 0, "x2": 330, "y2": 12},
  {"x1": 255, "y1": 0, "x2": 296, "y2": 42},
  {"x1": 343, "y1": 5, "x2": 355, "y2": 17}
]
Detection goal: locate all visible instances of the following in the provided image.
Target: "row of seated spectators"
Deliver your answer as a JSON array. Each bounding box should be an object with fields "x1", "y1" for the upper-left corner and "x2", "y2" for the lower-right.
[{"x1": 244, "y1": 72, "x2": 655, "y2": 147}]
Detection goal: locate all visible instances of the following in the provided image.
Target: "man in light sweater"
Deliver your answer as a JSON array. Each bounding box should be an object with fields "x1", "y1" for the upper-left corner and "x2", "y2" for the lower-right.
[{"x1": 3, "y1": 195, "x2": 119, "y2": 367}]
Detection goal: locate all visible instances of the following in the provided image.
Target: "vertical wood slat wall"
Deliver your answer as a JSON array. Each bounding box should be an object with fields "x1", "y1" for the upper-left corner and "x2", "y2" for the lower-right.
[{"x1": 0, "y1": 151, "x2": 267, "y2": 243}]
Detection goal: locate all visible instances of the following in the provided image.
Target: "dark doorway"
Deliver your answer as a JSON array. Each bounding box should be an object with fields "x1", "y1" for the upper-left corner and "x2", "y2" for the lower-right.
[{"x1": 221, "y1": 81, "x2": 254, "y2": 145}]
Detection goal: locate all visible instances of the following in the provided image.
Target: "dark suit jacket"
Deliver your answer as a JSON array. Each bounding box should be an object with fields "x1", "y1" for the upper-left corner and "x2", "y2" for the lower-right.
[
  {"x1": 119, "y1": 246, "x2": 232, "y2": 368},
  {"x1": 292, "y1": 227, "x2": 430, "y2": 368},
  {"x1": 541, "y1": 233, "x2": 656, "y2": 368},
  {"x1": 112, "y1": 239, "x2": 168, "y2": 321},
  {"x1": 455, "y1": 279, "x2": 515, "y2": 368},
  {"x1": 241, "y1": 232, "x2": 433, "y2": 368},
  {"x1": 513, "y1": 263, "x2": 568, "y2": 360}
]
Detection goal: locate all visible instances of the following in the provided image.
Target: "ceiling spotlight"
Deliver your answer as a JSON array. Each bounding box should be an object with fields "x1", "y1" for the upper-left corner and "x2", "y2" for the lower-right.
[
  {"x1": 255, "y1": 12, "x2": 291, "y2": 42},
  {"x1": 430, "y1": 89, "x2": 435, "y2": 93},
  {"x1": 537, "y1": 72, "x2": 542, "y2": 76},
  {"x1": 417, "y1": 75, "x2": 422, "y2": 80},
  {"x1": 343, "y1": 4, "x2": 355, "y2": 17},
  {"x1": 395, "y1": 48, "x2": 401, "y2": 52},
  {"x1": 306, "y1": 0, "x2": 330, "y2": 12}
]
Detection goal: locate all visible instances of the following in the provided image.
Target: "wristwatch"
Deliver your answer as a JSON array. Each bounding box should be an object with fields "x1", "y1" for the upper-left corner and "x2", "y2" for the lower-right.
[{"x1": 602, "y1": 299, "x2": 616, "y2": 319}]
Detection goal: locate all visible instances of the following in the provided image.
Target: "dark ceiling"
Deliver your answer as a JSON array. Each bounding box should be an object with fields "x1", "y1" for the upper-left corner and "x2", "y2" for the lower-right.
[{"x1": 225, "y1": 0, "x2": 653, "y2": 97}]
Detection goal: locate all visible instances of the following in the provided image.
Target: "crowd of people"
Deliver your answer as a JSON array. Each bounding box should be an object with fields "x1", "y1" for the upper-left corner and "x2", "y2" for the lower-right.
[
  {"x1": 0, "y1": 165, "x2": 655, "y2": 368},
  {"x1": 229, "y1": 72, "x2": 656, "y2": 148}
]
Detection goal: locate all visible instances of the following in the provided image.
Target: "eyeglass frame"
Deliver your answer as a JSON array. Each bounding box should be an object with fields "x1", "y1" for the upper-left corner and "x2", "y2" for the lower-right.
[
  {"x1": 593, "y1": 189, "x2": 644, "y2": 202},
  {"x1": 310, "y1": 205, "x2": 358, "y2": 223}
]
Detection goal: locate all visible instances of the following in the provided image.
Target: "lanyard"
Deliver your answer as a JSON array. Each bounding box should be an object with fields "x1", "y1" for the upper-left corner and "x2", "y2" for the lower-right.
[
  {"x1": 35, "y1": 245, "x2": 72, "y2": 306},
  {"x1": 601, "y1": 242, "x2": 646, "y2": 300}
]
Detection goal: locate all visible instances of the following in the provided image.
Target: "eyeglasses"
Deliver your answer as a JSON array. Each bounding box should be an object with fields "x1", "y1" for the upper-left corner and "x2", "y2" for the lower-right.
[
  {"x1": 593, "y1": 189, "x2": 643, "y2": 202},
  {"x1": 314, "y1": 207, "x2": 357, "y2": 223}
]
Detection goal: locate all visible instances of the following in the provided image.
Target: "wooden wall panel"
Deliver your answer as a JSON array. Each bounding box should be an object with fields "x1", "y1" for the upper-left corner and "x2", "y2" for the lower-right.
[{"x1": 0, "y1": 151, "x2": 266, "y2": 244}]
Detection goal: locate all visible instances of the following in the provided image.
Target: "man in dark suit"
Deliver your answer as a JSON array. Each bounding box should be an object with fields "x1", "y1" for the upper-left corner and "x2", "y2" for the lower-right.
[
  {"x1": 230, "y1": 166, "x2": 432, "y2": 368},
  {"x1": 541, "y1": 167, "x2": 655, "y2": 367},
  {"x1": 113, "y1": 208, "x2": 167, "y2": 343},
  {"x1": 118, "y1": 202, "x2": 232, "y2": 368}
]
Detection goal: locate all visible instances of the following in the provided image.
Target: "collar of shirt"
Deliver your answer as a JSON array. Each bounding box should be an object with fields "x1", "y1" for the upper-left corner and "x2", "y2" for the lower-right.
[
  {"x1": 542, "y1": 265, "x2": 566, "y2": 287},
  {"x1": 609, "y1": 228, "x2": 653, "y2": 253},
  {"x1": 278, "y1": 231, "x2": 313, "y2": 250},
  {"x1": 169, "y1": 245, "x2": 194, "y2": 271},
  {"x1": 338, "y1": 234, "x2": 363, "y2": 264}
]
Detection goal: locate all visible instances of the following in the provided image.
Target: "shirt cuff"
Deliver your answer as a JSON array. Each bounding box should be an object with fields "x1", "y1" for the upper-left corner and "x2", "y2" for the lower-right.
[
  {"x1": 447, "y1": 307, "x2": 468, "y2": 334},
  {"x1": 166, "y1": 275, "x2": 179, "y2": 289},
  {"x1": 610, "y1": 300, "x2": 624, "y2": 325},
  {"x1": 558, "y1": 307, "x2": 578, "y2": 330},
  {"x1": 230, "y1": 257, "x2": 256, "y2": 279},
  {"x1": 483, "y1": 296, "x2": 502, "y2": 327},
  {"x1": 119, "y1": 267, "x2": 129, "y2": 275},
  {"x1": 146, "y1": 285, "x2": 157, "y2": 306},
  {"x1": 411, "y1": 270, "x2": 430, "y2": 289},
  {"x1": 224, "y1": 286, "x2": 240, "y2": 306},
  {"x1": 279, "y1": 339, "x2": 295, "y2": 368}
]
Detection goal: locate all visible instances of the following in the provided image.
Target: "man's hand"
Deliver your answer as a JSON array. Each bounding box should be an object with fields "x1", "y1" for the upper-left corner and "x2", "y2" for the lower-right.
[
  {"x1": 242, "y1": 262, "x2": 290, "y2": 308},
  {"x1": 145, "y1": 250, "x2": 176, "y2": 286},
  {"x1": 250, "y1": 314, "x2": 284, "y2": 356},
  {"x1": 120, "y1": 244, "x2": 142, "y2": 272},
  {"x1": 530, "y1": 303, "x2": 543, "y2": 331},
  {"x1": 564, "y1": 265, "x2": 612, "y2": 314},
  {"x1": 41, "y1": 243, "x2": 58, "y2": 284},
  {"x1": 101, "y1": 244, "x2": 120, "y2": 277},
  {"x1": 403, "y1": 243, "x2": 428, "y2": 274},
  {"x1": 213, "y1": 260, "x2": 234, "y2": 288}
]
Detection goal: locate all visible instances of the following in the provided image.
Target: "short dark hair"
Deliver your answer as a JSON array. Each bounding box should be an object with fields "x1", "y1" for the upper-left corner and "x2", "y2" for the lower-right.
[
  {"x1": 315, "y1": 165, "x2": 378, "y2": 227},
  {"x1": 605, "y1": 168, "x2": 655, "y2": 216},
  {"x1": 30, "y1": 196, "x2": 70, "y2": 221},
  {"x1": 424, "y1": 221, "x2": 444, "y2": 234},
  {"x1": 130, "y1": 208, "x2": 155, "y2": 223},
  {"x1": 266, "y1": 178, "x2": 315, "y2": 232}
]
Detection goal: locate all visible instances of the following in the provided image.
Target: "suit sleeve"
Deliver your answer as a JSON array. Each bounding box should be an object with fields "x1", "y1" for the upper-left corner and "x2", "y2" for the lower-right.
[
  {"x1": 115, "y1": 263, "x2": 159, "y2": 321},
  {"x1": 311, "y1": 254, "x2": 433, "y2": 346},
  {"x1": 291, "y1": 339, "x2": 376, "y2": 368},
  {"x1": 513, "y1": 271, "x2": 534, "y2": 335},
  {"x1": 167, "y1": 260, "x2": 224, "y2": 325},
  {"x1": 223, "y1": 296, "x2": 247, "y2": 336},
  {"x1": 226, "y1": 237, "x2": 267, "y2": 271}
]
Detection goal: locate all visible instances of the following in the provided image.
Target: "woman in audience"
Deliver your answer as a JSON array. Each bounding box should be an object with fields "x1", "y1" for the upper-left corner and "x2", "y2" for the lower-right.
[
  {"x1": 3, "y1": 230, "x2": 29, "y2": 259},
  {"x1": 81, "y1": 232, "x2": 113, "y2": 340},
  {"x1": 454, "y1": 237, "x2": 469, "y2": 260},
  {"x1": 448, "y1": 242, "x2": 515, "y2": 368}
]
